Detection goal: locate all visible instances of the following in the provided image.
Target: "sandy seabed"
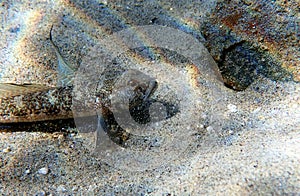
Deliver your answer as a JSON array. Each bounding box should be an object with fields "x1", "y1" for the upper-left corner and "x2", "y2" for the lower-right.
[{"x1": 0, "y1": 0, "x2": 299, "y2": 195}]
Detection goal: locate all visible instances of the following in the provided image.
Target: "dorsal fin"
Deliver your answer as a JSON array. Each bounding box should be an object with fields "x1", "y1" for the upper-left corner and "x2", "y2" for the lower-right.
[{"x1": 49, "y1": 25, "x2": 76, "y2": 87}]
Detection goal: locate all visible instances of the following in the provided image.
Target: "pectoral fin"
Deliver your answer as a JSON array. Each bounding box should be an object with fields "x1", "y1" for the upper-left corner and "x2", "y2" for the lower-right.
[{"x1": 49, "y1": 26, "x2": 76, "y2": 87}]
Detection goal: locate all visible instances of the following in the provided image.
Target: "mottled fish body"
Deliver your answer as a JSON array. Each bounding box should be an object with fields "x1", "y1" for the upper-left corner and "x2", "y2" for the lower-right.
[
  {"x1": 0, "y1": 85, "x2": 73, "y2": 123},
  {"x1": 0, "y1": 27, "x2": 158, "y2": 134}
]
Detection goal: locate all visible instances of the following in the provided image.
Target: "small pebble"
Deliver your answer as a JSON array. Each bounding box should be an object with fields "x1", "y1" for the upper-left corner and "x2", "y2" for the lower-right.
[
  {"x1": 206, "y1": 126, "x2": 214, "y2": 132},
  {"x1": 197, "y1": 124, "x2": 204, "y2": 129},
  {"x1": 35, "y1": 190, "x2": 45, "y2": 196},
  {"x1": 227, "y1": 104, "x2": 238, "y2": 113},
  {"x1": 102, "y1": 0, "x2": 107, "y2": 5},
  {"x1": 2, "y1": 147, "x2": 11, "y2": 153},
  {"x1": 56, "y1": 185, "x2": 67, "y2": 193},
  {"x1": 38, "y1": 167, "x2": 49, "y2": 175}
]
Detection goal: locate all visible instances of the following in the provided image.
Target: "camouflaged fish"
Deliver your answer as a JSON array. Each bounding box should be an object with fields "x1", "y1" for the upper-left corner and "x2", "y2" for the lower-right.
[{"x1": 0, "y1": 27, "x2": 158, "y2": 133}]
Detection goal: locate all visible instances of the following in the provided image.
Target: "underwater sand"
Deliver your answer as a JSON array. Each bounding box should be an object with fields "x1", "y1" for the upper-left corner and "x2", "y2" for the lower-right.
[{"x1": 0, "y1": 0, "x2": 299, "y2": 195}]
